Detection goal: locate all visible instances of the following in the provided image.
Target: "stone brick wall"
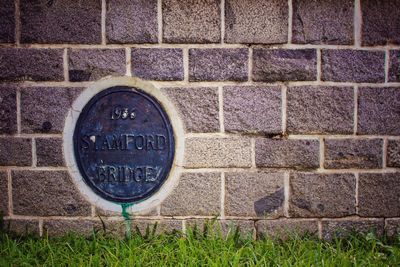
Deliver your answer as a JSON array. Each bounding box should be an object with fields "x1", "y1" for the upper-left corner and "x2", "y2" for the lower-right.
[{"x1": 1, "y1": 0, "x2": 400, "y2": 239}]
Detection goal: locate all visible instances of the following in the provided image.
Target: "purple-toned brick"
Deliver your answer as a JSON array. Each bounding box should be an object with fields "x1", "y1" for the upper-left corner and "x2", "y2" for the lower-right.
[
  {"x1": 189, "y1": 49, "x2": 248, "y2": 81},
  {"x1": 321, "y1": 49, "x2": 385, "y2": 82},
  {"x1": 389, "y1": 50, "x2": 400, "y2": 82},
  {"x1": 36, "y1": 138, "x2": 64, "y2": 167},
  {"x1": 0, "y1": 86, "x2": 17, "y2": 134},
  {"x1": 0, "y1": 171, "x2": 8, "y2": 216},
  {"x1": 252, "y1": 49, "x2": 317, "y2": 82},
  {"x1": 43, "y1": 220, "x2": 102, "y2": 237},
  {"x1": 3, "y1": 219, "x2": 39, "y2": 236},
  {"x1": 0, "y1": 0, "x2": 15, "y2": 43},
  {"x1": 0, "y1": 137, "x2": 32, "y2": 166},
  {"x1": 322, "y1": 219, "x2": 384, "y2": 240},
  {"x1": 387, "y1": 140, "x2": 400, "y2": 167}
]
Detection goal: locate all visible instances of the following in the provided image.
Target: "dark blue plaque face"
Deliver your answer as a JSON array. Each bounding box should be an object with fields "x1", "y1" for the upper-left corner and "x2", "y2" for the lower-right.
[{"x1": 73, "y1": 86, "x2": 175, "y2": 203}]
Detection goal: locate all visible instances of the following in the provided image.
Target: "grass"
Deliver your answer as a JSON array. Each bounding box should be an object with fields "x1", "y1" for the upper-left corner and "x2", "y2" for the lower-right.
[{"x1": 1, "y1": 224, "x2": 400, "y2": 266}]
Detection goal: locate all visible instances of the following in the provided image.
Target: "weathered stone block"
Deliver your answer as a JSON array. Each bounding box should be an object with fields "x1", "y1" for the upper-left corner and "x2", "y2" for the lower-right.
[
  {"x1": 0, "y1": 86, "x2": 17, "y2": 134},
  {"x1": 358, "y1": 173, "x2": 400, "y2": 217},
  {"x1": 358, "y1": 87, "x2": 400, "y2": 135},
  {"x1": 223, "y1": 86, "x2": 282, "y2": 134},
  {"x1": 225, "y1": 0, "x2": 287, "y2": 44},
  {"x1": 184, "y1": 137, "x2": 252, "y2": 168},
  {"x1": 287, "y1": 86, "x2": 354, "y2": 134},
  {"x1": 292, "y1": 0, "x2": 353, "y2": 44},
  {"x1": 129, "y1": 219, "x2": 182, "y2": 236},
  {"x1": 189, "y1": 49, "x2": 248, "y2": 81},
  {"x1": 162, "y1": 87, "x2": 219, "y2": 133},
  {"x1": 322, "y1": 219, "x2": 384, "y2": 240},
  {"x1": 36, "y1": 138, "x2": 64, "y2": 167},
  {"x1": 289, "y1": 173, "x2": 356, "y2": 217},
  {"x1": 21, "y1": 87, "x2": 82, "y2": 133},
  {"x1": 0, "y1": 171, "x2": 8, "y2": 216},
  {"x1": 386, "y1": 219, "x2": 400, "y2": 238},
  {"x1": 0, "y1": 49, "x2": 63, "y2": 82},
  {"x1": 20, "y1": 0, "x2": 101, "y2": 44},
  {"x1": 12, "y1": 170, "x2": 92, "y2": 216},
  {"x1": 388, "y1": 140, "x2": 400, "y2": 167},
  {"x1": 324, "y1": 139, "x2": 383, "y2": 169},
  {"x1": 256, "y1": 219, "x2": 318, "y2": 239},
  {"x1": 321, "y1": 50, "x2": 385, "y2": 82},
  {"x1": 2, "y1": 219, "x2": 39, "y2": 236},
  {"x1": 252, "y1": 49, "x2": 317, "y2": 82},
  {"x1": 0, "y1": 0, "x2": 15, "y2": 43},
  {"x1": 43, "y1": 220, "x2": 102, "y2": 237},
  {"x1": 361, "y1": 0, "x2": 400, "y2": 46},
  {"x1": 389, "y1": 50, "x2": 400, "y2": 82},
  {"x1": 106, "y1": 0, "x2": 158, "y2": 44},
  {"x1": 161, "y1": 172, "x2": 221, "y2": 216},
  {"x1": 0, "y1": 137, "x2": 31, "y2": 166},
  {"x1": 220, "y1": 220, "x2": 255, "y2": 237},
  {"x1": 68, "y1": 49, "x2": 126, "y2": 82},
  {"x1": 131, "y1": 48, "x2": 183, "y2": 81},
  {"x1": 225, "y1": 172, "x2": 284, "y2": 218},
  {"x1": 186, "y1": 219, "x2": 255, "y2": 237},
  {"x1": 162, "y1": 0, "x2": 220, "y2": 43},
  {"x1": 255, "y1": 138, "x2": 319, "y2": 169}
]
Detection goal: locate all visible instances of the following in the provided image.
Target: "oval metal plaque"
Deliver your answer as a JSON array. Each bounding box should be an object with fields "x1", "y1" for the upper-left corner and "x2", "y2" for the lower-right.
[{"x1": 73, "y1": 86, "x2": 175, "y2": 203}]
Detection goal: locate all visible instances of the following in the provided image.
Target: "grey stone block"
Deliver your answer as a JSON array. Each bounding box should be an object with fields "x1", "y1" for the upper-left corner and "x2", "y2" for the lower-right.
[
  {"x1": 0, "y1": 137, "x2": 31, "y2": 166},
  {"x1": 322, "y1": 219, "x2": 384, "y2": 240},
  {"x1": 0, "y1": 86, "x2": 17, "y2": 134},
  {"x1": 36, "y1": 138, "x2": 64, "y2": 167},
  {"x1": 389, "y1": 50, "x2": 400, "y2": 82},
  {"x1": 388, "y1": 140, "x2": 400, "y2": 167},
  {"x1": 256, "y1": 219, "x2": 318, "y2": 239},
  {"x1": 0, "y1": 171, "x2": 8, "y2": 216},
  {"x1": 0, "y1": 0, "x2": 15, "y2": 43}
]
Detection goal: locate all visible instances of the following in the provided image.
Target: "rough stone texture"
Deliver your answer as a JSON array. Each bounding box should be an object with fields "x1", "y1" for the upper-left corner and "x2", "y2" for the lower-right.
[
  {"x1": 289, "y1": 173, "x2": 356, "y2": 217},
  {"x1": 68, "y1": 49, "x2": 126, "y2": 82},
  {"x1": 256, "y1": 219, "x2": 318, "y2": 239},
  {"x1": 189, "y1": 49, "x2": 248, "y2": 81},
  {"x1": 2, "y1": 219, "x2": 39, "y2": 236},
  {"x1": 36, "y1": 138, "x2": 64, "y2": 167},
  {"x1": 0, "y1": 171, "x2": 8, "y2": 216},
  {"x1": 129, "y1": 220, "x2": 182, "y2": 236},
  {"x1": 0, "y1": 0, "x2": 15, "y2": 43},
  {"x1": 20, "y1": 0, "x2": 101, "y2": 44},
  {"x1": 255, "y1": 138, "x2": 319, "y2": 169},
  {"x1": 162, "y1": 0, "x2": 220, "y2": 43},
  {"x1": 131, "y1": 48, "x2": 183, "y2": 81},
  {"x1": 161, "y1": 172, "x2": 221, "y2": 216},
  {"x1": 225, "y1": 0, "x2": 287, "y2": 44},
  {"x1": 184, "y1": 137, "x2": 252, "y2": 168},
  {"x1": 287, "y1": 86, "x2": 354, "y2": 134},
  {"x1": 358, "y1": 173, "x2": 400, "y2": 217},
  {"x1": 322, "y1": 219, "x2": 384, "y2": 240},
  {"x1": 106, "y1": 0, "x2": 158, "y2": 44},
  {"x1": 0, "y1": 86, "x2": 17, "y2": 134},
  {"x1": 0, "y1": 137, "x2": 32, "y2": 166},
  {"x1": 357, "y1": 87, "x2": 400, "y2": 135},
  {"x1": 252, "y1": 49, "x2": 317, "y2": 82},
  {"x1": 388, "y1": 140, "x2": 400, "y2": 168},
  {"x1": 12, "y1": 170, "x2": 92, "y2": 216},
  {"x1": 43, "y1": 220, "x2": 103, "y2": 237},
  {"x1": 186, "y1": 219, "x2": 255, "y2": 237},
  {"x1": 0, "y1": 48, "x2": 64, "y2": 82},
  {"x1": 324, "y1": 139, "x2": 383, "y2": 169},
  {"x1": 321, "y1": 50, "x2": 385, "y2": 82},
  {"x1": 225, "y1": 172, "x2": 284, "y2": 218},
  {"x1": 361, "y1": 0, "x2": 400, "y2": 46},
  {"x1": 21, "y1": 87, "x2": 82, "y2": 133},
  {"x1": 386, "y1": 219, "x2": 400, "y2": 238},
  {"x1": 223, "y1": 86, "x2": 282, "y2": 134},
  {"x1": 221, "y1": 220, "x2": 255, "y2": 237},
  {"x1": 389, "y1": 50, "x2": 400, "y2": 82},
  {"x1": 162, "y1": 87, "x2": 219, "y2": 133},
  {"x1": 96, "y1": 206, "x2": 158, "y2": 217},
  {"x1": 292, "y1": 0, "x2": 354, "y2": 44}
]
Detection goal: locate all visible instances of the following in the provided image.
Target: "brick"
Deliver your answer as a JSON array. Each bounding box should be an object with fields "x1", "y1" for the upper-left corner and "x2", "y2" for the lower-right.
[
  {"x1": 386, "y1": 219, "x2": 400, "y2": 238},
  {"x1": 68, "y1": 49, "x2": 126, "y2": 82},
  {"x1": 223, "y1": 86, "x2": 282, "y2": 134},
  {"x1": 388, "y1": 140, "x2": 400, "y2": 167},
  {"x1": 0, "y1": 48, "x2": 63, "y2": 82},
  {"x1": 0, "y1": 171, "x2": 8, "y2": 216},
  {"x1": 287, "y1": 86, "x2": 354, "y2": 134},
  {"x1": 321, "y1": 50, "x2": 385, "y2": 82},
  {"x1": 162, "y1": 87, "x2": 219, "y2": 133},
  {"x1": 289, "y1": 173, "x2": 356, "y2": 217},
  {"x1": 189, "y1": 49, "x2": 248, "y2": 82},
  {"x1": 12, "y1": 170, "x2": 91, "y2": 216},
  {"x1": 221, "y1": 220, "x2": 255, "y2": 237},
  {"x1": 161, "y1": 172, "x2": 220, "y2": 216},
  {"x1": 0, "y1": 0, "x2": 15, "y2": 43},
  {"x1": 162, "y1": 0, "x2": 220, "y2": 43},
  {"x1": 186, "y1": 219, "x2": 255, "y2": 237},
  {"x1": 95, "y1": 206, "x2": 158, "y2": 217},
  {"x1": 2, "y1": 219, "x2": 39, "y2": 236},
  {"x1": 292, "y1": 0, "x2": 353, "y2": 44},
  {"x1": 358, "y1": 87, "x2": 400, "y2": 135},
  {"x1": 0, "y1": 137, "x2": 32, "y2": 166},
  {"x1": 324, "y1": 139, "x2": 383, "y2": 169},
  {"x1": 131, "y1": 48, "x2": 183, "y2": 81},
  {"x1": 36, "y1": 138, "x2": 64, "y2": 167},
  {"x1": 361, "y1": 0, "x2": 400, "y2": 46},
  {"x1": 21, "y1": 87, "x2": 82, "y2": 133},
  {"x1": 20, "y1": 0, "x2": 101, "y2": 44},
  {"x1": 358, "y1": 173, "x2": 400, "y2": 217},
  {"x1": 0, "y1": 86, "x2": 17, "y2": 134},
  {"x1": 106, "y1": 0, "x2": 158, "y2": 44},
  {"x1": 256, "y1": 219, "x2": 318, "y2": 239},
  {"x1": 225, "y1": 0, "x2": 287, "y2": 44},
  {"x1": 322, "y1": 219, "x2": 384, "y2": 240},
  {"x1": 389, "y1": 50, "x2": 400, "y2": 82},
  {"x1": 252, "y1": 49, "x2": 317, "y2": 82},
  {"x1": 129, "y1": 219, "x2": 182, "y2": 236},
  {"x1": 43, "y1": 220, "x2": 102, "y2": 237},
  {"x1": 184, "y1": 137, "x2": 251, "y2": 168},
  {"x1": 255, "y1": 139, "x2": 319, "y2": 169},
  {"x1": 225, "y1": 172, "x2": 284, "y2": 218}
]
